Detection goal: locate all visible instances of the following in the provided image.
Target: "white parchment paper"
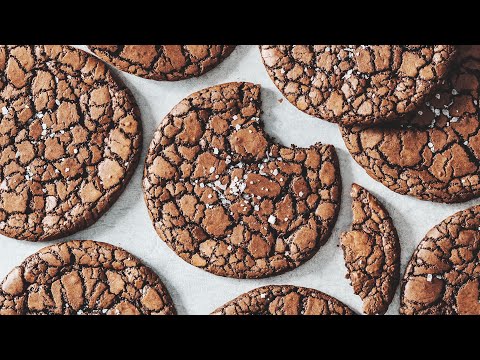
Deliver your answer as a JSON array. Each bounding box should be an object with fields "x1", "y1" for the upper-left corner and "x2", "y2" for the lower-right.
[{"x1": 0, "y1": 45, "x2": 477, "y2": 315}]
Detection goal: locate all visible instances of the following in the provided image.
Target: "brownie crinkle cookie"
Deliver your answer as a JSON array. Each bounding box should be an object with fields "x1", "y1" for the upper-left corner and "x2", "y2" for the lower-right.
[
  {"x1": 341, "y1": 184, "x2": 400, "y2": 315},
  {"x1": 0, "y1": 45, "x2": 142, "y2": 241},
  {"x1": 261, "y1": 45, "x2": 456, "y2": 125},
  {"x1": 400, "y1": 205, "x2": 480, "y2": 315},
  {"x1": 342, "y1": 45, "x2": 480, "y2": 203},
  {"x1": 212, "y1": 285, "x2": 354, "y2": 315},
  {"x1": 143, "y1": 82, "x2": 341, "y2": 278},
  {"x1": 0, "y1": 240, "x2": 176, "y2": 315},
  {"x1": 88, "y1": 45, "x2": 235, "y2": 81}
]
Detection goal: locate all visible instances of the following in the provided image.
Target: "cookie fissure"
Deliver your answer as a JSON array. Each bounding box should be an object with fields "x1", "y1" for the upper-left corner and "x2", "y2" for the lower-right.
[
  {"x1": 341, "y1": 184, "x2": 400, "y2": 315},
  {"x1": 144, "y1": 82, "x2": 341, "y2": 278},
  {"x1": 261, "y1": 45, "x2": 455, "y2": 125},
  {"x1": 0, "y1": 45, "x2": 142, "y2": 241},
  {"x1": 212, "y1": 285, "x2": 354, "y2": 315},
  {"x1": 342, "y1": 45, "x2": 480, "y2": 203},
  {"x1": 401, "y1": 205, "x2": 480, "y2": 315},
  {"x1": 89, "y1": 45, "x2": 235, "y2": 81},
  {"x1": 0, "y1": 240, "x2": 176, "y2": 315}
]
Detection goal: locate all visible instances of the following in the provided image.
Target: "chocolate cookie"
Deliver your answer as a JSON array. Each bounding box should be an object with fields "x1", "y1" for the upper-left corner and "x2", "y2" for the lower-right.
[
  {"x1": 341, "y1": 184, "x2": 400, "y2": 315},
  {"x1": 0, "y1": 45, "x2": 141, "y2": 241},
  {"x1": 212, "y1": 285, "x2": 354, "y2": 315},
  {"x1": 400, "y1": 205, "x2": 480, "y2": 315},
  {"x1": 342, "y1": 45, "x2": 480, "y2": 203},
  {"x1": 143, "y1": 82, "x2": 341, "y2": 279},
  {"x1": 0, "y1": 240, "x2": 176, "y2": 315},
  {"x1": 260, "y1": 45, "x2": 456, "y2": 125},
  {"x1": 88, "y1": 45, "x2": 235, "y2": 81}
]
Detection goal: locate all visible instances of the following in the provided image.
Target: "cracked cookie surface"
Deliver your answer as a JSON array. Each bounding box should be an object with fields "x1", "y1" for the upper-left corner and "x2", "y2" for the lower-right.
[
  {"x1": 88, "y1": 45, "x2": 235, "y2": 81},
  {"x1": 341, "y1": 184, "x2": 400, "y2": 315},
  {"x1": 143, "y1": 82, "x2": 341, "y2": 278},
  {"x1": 400, "y1": 205, "x2": 480, "y2": 315},
  {"x1": 342, "y1": 45, "x2": 480, "y2": 203},
  {"x1": 261, "y1": 45, "x2": 455, "y2": 125},
  {"x1": 0, "y1": 240, "x2": 176, "y2": 315},
  {"x1": 0, "y1": 45, "x2": 142, "y2": 241},
  {"x1": 212, "y1": 285, "x2": 353, "y2": 315}
]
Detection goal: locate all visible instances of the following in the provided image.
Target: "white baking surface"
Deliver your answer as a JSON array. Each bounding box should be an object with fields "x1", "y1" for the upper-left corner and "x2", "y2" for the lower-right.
[{"x1": 0, "y1": 45, "x2": 478, "y2": 315}]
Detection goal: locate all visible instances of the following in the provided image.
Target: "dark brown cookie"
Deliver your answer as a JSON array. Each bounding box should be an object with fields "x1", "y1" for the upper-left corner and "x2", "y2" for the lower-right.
[
  {"x1": 0, "y1": 45, "x2": 142, "y2": 241},
  {"x1": 400, "y1": 205, "x2": 480, "y2": 315},
  {"x1": 260, "y1": 45, "x2": 456, "y2": 126},
  {"x1": 212, "y1": 285, "x2": 354, "y2": 315},
  {"x1": 341, "y1": 184, "x2": 400, "y2": 315},
  {"x1": 88, "y1": 45, "x2": 236, "y2": 81},
  {"x1": 143, "y1": 82, "x2": 341, "y2": 279},
  {"x1": 342, "y1": 45, "x2": 480, "y2": 203},
  {"x1": 0, "y1": 240, "x2": 176, "y2": 315}
]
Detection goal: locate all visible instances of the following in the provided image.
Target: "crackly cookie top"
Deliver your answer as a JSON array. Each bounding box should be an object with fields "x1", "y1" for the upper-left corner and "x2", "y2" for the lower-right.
[
  {"x1": 0, "y1": 45, "x2": 142, "y2": 241},
  {"x1": 261, "y1": 45, "x2": 456, "y2": 125},
  {"x1": 143, "y1": 82, "x2": 341, "y2": 279},
  {"x1": 0, "y1": 240, "x2": 176, "y2": 315},
  {"x1": 401, "y1": 205, "x2": 480, "y2": 315},
  {"x1": 342, "y1": 45, "x2": 480, "y2": 203},
  {"x1": 88, "y1": 45, "x2": 235, "y2": 81},
  {"x1": 341, "y1": 184, "x2": 400, "y2": 315},
  {"x1": 212, "y1": 285, "x2": 354, "y2": 315}
]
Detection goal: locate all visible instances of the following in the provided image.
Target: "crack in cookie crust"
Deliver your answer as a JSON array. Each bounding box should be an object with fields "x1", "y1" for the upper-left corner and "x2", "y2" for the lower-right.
[
  {"x1": 143, "y1": 82, "x2": 341, "y2": 279},
  {"x1": 400, "y1": 205, "x2": 480, "y2": 315},
  {"x1": 212, "y1": 285, "x2": 354, "y2": 315},
  {"x1": 0, "y1": 45, "x2": 142, "y2": 241},
  {"x1": 341, "y1": 45, "x2": 480, "y2": 203},
  {"x1": 260, "y1": 45, "x2": 456, "y2": 126},
  {"x1": 88, "y1": 45, "x2": 236, "y2": 81},
  {"x1": 0, "y1": 240, "x2": 176, "y2": 315},
  {"x1": 341, "y1": 184, "x2": 400, "y2": 315}
]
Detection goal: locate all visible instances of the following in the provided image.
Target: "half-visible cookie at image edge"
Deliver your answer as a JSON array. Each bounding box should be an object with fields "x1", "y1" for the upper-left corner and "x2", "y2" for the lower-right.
[
  {"x1": 143, "y1": 82, "x2": 341, "y2": 279},
  {"x1": 341, "y1": 184, "x2": 400, "y2": 315},
  {"x1": 342, "y1": 45, "x2": 480, "y2": 203},
  {"x1": 400, "y1": 205, "x2": 480, "y2": 315},
  {"x1": 260, "y1": 45, "x2": 456, "y2": 126},
  {"x1": 212, "y1": 285, "x2": 354, "y2": 315},
  {"x1": 0, "y1": 240, "x2": 176, "y2": 315},
  {"x1": 0, "y1": 45, "x2": 142, "y2": 241},
  {"x1": 88, "y1": 45, "x2": 236, "y2": 81}
]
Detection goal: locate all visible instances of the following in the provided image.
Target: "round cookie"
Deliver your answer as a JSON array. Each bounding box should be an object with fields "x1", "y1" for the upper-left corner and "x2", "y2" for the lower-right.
[
  {"x1": 88, "y1": 45, "x2": 236, "y2": 81},
  {"x1": 341, "y1": 184, "x2": 400, "y2": 315},
  {"x1": 342, "y1": 45, "x2": 480, "y2": 203},
  {"x1": 0, "y1": 45, "x2": 142, "y2": 241},
  {"x1": 400, "y1": 205, "x2": 480, "y2": 315},
  {"x1": 143, "y1": 82, "x2": 341, "y2": 279},
  {"x1": 0, "y1": 240, "x2": 176, "y2": 315},
  {"x1": 260, "y1": 45, "x2": 456, "y2": 126},
  {"x1": 212, "y1": 285, "x2": 354, "y2": 315}
]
